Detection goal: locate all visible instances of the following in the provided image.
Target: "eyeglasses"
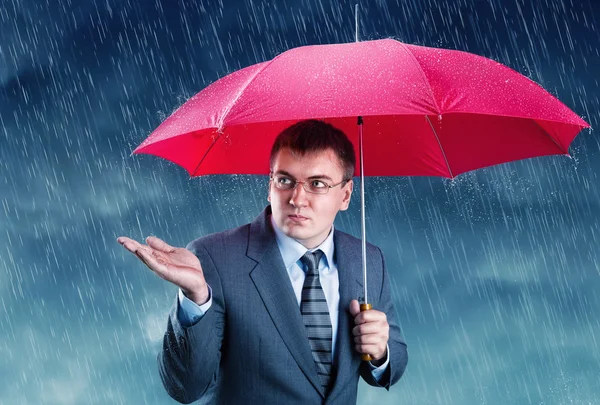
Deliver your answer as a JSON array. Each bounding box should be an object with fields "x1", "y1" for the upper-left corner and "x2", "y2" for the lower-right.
[{"x1": 270, "y1": 174, "x2": 349, "y2": 194}]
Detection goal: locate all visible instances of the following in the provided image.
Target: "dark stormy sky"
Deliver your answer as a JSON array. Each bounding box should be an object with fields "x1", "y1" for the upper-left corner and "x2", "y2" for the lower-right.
[{"x1": 1, "y1": 0, "x2": 599, "y2": 404}]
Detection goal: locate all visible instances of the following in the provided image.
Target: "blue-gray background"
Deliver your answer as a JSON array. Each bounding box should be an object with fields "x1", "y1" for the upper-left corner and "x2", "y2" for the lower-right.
[{"x1": 1, "y1": 0, "x2": 598, "y2": 404}]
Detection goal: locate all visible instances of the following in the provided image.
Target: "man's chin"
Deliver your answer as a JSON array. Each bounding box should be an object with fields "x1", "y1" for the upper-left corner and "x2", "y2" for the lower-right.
[
  {"x1": 281, "y1": 224, "x2": 313, "y2": 240},
  {"x1": 282, "y1": 227, "x2": 306, "y2": 239}
]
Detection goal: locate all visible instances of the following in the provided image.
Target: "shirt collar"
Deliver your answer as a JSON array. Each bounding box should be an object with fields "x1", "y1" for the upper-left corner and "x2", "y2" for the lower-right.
[{"x1": 270, "y1": 214, "x2": 335, "y2": 271}]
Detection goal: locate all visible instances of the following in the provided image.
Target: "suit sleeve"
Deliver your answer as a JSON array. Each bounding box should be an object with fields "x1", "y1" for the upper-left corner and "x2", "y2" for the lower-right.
[
  {"x1": 177, "y1": 285, "x2": 213, "y2": 327},
  {"x1": 157, "y1": 242, "x2": 226, "y2": 404},
  {"x1": 359, "y1": 246, "x2": 408, "y2": 389}
]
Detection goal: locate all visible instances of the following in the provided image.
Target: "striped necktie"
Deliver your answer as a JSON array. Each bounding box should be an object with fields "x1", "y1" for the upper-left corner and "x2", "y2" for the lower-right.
[{"x1": 299, "y1": 249, "x2": 332, "y2": 393}]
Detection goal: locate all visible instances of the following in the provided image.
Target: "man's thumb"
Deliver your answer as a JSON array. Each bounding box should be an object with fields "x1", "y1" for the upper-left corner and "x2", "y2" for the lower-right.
[{"x1": 349, "y1": 299, "x2": 360, "y2": 317}]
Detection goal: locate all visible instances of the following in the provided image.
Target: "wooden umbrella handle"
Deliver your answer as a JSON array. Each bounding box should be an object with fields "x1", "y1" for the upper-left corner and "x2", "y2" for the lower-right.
[{"x1": 360, "y1": 303, "x2": 373, "y2": 361}]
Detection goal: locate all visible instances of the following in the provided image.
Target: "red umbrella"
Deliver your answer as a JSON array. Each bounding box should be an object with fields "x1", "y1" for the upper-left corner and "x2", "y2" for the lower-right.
[
  {"x1": 133, "y1": 38, "x2": 588, "y2": 179},
  {"x1": 132, "y1": 30, "x2": 589, "y2": 361}
]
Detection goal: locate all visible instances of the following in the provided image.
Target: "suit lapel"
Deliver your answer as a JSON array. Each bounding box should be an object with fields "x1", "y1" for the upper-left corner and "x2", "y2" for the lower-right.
[
  {"x1": 327, "y1": 230, "x2": 364, "y2": 402},
  {"x1": 247, "y1": 206, "x2": 325, "y2": 397}
]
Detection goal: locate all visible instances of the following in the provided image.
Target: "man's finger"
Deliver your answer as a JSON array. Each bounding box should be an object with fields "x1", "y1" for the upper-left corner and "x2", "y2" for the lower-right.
[
  {"x1": 117, "y1": 236, "x2": 137, "y2": 251},
  {"x1": 354, "y1": 343, "x2": 379, "y2": 356},
  {"x1": 353, "y1": 322, "x2": 385, "y2": 336},
  {"x1": 123, "y1": 241, "x2": 154, "y2": 258},
  {"x1": 349, "y1": 299, "x2": 360, "y2": 317},
  {"x1": 118, "y1": 237, "x2": 145, "y2": 253},
  {"x1": 356, "y1": 309, "x2": 386, "y2": 324},
  {"x1": 146, "y1": 236, "x2": 175, "y2": 253},
  {"x1": 354, "y1": 333, "x2": 384, "y2": 345}
]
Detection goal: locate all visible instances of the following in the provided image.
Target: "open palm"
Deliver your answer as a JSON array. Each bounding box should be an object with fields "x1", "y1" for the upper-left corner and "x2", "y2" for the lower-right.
[{"x1": 117, "y1": 235, "x2": 208, "y2": 304}]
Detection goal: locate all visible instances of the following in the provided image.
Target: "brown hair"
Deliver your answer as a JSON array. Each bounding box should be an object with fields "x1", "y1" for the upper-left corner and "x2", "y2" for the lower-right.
[{"x1": 269, "y1": 120, "x2": 355, "y2": 182}]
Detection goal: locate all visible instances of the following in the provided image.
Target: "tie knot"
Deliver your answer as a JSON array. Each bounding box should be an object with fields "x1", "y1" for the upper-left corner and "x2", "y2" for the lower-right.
[{"x1": 300, "y1": 250, "x2": 323, "y2": 273}]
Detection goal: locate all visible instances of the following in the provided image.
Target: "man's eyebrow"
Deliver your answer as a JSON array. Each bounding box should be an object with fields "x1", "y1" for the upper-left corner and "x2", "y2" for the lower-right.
[{"x1": 275, "y1": 170, "x2": 333, "y2": 181}]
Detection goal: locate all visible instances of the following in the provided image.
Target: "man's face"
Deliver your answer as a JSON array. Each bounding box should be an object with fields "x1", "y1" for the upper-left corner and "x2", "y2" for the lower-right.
[{"x1": 268, "y1": 147, "x2": 353, "y2": 249}]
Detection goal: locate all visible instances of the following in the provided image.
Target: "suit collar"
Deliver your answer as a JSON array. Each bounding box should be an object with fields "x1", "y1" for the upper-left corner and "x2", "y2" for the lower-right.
[
  {"x1": 269, "y1": 214, "x2": 335, "y2": 272},
  {"x1": 246, "y1": 205, "x2": 276, "y2": 263}
]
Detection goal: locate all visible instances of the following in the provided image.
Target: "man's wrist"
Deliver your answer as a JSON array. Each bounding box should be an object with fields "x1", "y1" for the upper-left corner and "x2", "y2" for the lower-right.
[
  {"x1": 182, "y1": 286, "x2": 209, "y2": 306},
  {"x1": 370, "y1": 348, "x2": 388, "y2": 367}
]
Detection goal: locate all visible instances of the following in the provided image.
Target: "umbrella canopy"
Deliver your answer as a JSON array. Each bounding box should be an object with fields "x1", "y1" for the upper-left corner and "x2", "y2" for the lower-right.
[{"x1": 133, "y1": 38, "x2": 589, "y2": 179}]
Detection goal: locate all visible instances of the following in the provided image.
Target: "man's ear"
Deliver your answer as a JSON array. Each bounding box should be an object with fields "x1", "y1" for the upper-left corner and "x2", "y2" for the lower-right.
[{"x1": 340, "y1": 180, "x2": 353, "y2": 211}]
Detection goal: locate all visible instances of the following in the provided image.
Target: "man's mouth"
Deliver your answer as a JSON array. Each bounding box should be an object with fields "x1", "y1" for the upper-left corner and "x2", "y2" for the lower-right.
[{"x1": 288, "y1": 214, "x2": 308, "y2": 221}]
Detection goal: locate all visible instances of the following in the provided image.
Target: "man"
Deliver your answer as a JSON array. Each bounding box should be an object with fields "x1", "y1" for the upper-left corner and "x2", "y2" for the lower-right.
[{"x1": 117, "y1": 120, "x2": 408, "y2": 404}]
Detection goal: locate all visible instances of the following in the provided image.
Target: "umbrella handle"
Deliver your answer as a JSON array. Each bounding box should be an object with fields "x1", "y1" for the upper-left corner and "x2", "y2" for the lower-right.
[{"x1": 359, "y1": 303, "x2": 373, "y2": 361}]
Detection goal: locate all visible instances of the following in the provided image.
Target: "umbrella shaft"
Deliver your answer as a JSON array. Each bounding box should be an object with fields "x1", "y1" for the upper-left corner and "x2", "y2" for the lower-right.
[
  {"x1": 358, "y1": 116, "x2": 368, "y2": 304},
  {"x1": 355, "y1": 4, "x2": 359, "y2": 43},
  {"x1": 355, "y1": 5, "x2": 366, "y2": 303}
]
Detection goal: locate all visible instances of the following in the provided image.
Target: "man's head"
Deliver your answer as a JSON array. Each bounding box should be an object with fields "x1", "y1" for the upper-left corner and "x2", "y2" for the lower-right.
[{"x1": 267, "y1": 120, "x2": 356, "y2": 249}]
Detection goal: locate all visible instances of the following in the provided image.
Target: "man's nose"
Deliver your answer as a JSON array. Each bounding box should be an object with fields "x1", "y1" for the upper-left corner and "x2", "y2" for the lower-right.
[{"x1": 289, "y1": 183, "x2": 309, "y2": 207}]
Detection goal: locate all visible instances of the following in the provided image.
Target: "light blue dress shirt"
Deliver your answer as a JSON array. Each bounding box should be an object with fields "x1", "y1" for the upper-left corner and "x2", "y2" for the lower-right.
[{"x1": 177, "y1": 216, "x2": 389, "y2": 381}]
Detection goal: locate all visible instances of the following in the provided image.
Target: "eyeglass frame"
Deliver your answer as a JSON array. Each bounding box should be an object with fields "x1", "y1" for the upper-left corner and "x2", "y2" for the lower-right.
[{"x1": 269, "y1": 172, "x2": 351, "y2": 194}]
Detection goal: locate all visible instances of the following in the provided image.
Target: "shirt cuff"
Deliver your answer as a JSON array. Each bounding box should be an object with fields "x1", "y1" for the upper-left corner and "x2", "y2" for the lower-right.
[
  {"x1": 177, "y1": 284, "x2": 213, "y2": 327},
  {"x1": 368, "y1": 343, "x2": 390, "y2": 382}
]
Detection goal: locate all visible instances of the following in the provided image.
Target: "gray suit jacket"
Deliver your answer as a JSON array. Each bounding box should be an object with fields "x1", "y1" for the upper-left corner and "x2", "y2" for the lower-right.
[{"x1": 158, "y1": 205, "x2": 408, "y2": 404}]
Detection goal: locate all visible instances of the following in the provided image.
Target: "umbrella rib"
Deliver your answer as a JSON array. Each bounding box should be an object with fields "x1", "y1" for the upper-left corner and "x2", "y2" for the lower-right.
[
  {"x1": 191, "y1": 56, "x2": 285, "y2": 177},
  {"x1": 531, "y1": 119, "x2": 569, "y2": 155},
  {"x1": 425, "y1": 115, "x2": 454, "y2": 178},
  {"x1": 218, "y1": 55, "x2": 285, "y2": 132},
  {"x1": 191, "y1": 130, "x2": 221, "y2": 177},
  {"x1": 395, "y1": 40, "x2": 442, "y2": 115}
]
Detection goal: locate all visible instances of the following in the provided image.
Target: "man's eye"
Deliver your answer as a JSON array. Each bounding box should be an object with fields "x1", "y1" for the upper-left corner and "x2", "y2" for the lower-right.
[
  {"x1": 311, "y1": 180, "x2": 327, "y2": 188},
  {"x1": 278, "y1": 177, "x2": 292, "y2": 184}
]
